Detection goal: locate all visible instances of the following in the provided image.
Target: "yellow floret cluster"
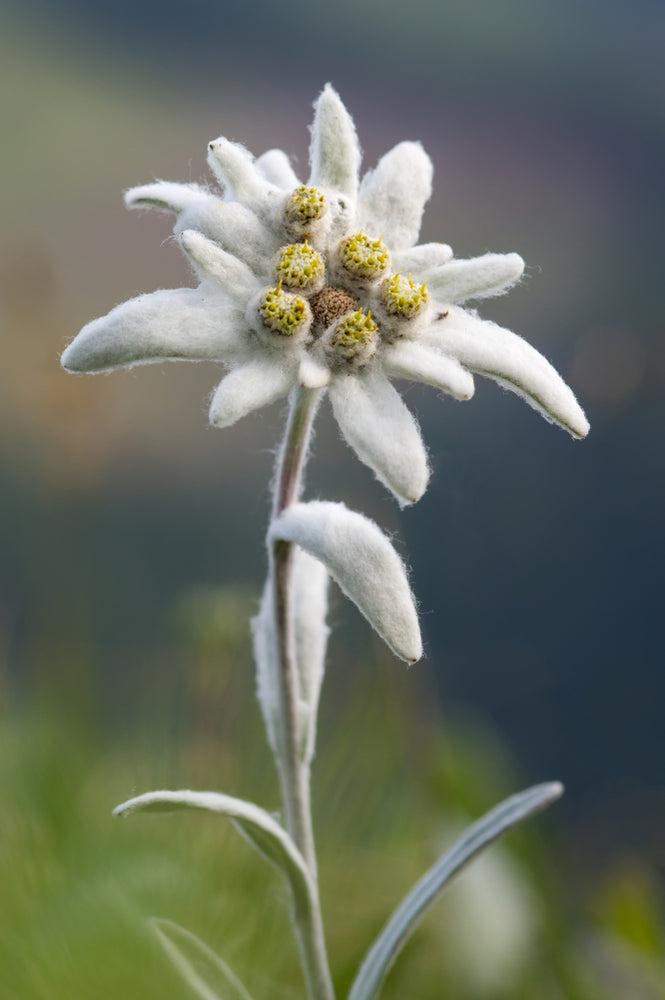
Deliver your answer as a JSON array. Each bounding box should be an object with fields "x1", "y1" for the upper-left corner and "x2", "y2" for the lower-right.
[
  {"x1": 275, "y1": 242, "x2": 325, "y2": 291},
  {"x1": 380, "y1": 273, "x2": 429, "y2": 318},
  {"x1": 340, "y1": 233, "x2": 390, "y2": 280},
  {"x1": 258, "y1": 283, "x2": 309, "y2": 337}
]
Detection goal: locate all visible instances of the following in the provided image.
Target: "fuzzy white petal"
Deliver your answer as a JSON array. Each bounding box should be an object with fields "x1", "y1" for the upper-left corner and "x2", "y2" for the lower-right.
[
  {"x1": 255, "y1": 149, "x2": 300, "y2": 189},
  {"x1": 176, "y1": 197, "x2": 279, "y2": 278},
  {"x1": 329, "y1": 369, "x2": 430, "y2": 506},
  {"x1": 308, "y1": 84, "x2": 361, "y2": 203},
  {"x1": 358, "y1": 142, "x2": 432, "y2": 250},
  {"x1": 207, "y1": 138, "x2": 280, "y2": 213},
  {"x1": 428, "y1": 253, "x2": 525, "y2": 304},
  {"x1": 180, "y1": 230, "x2": 258, "y2": 304},
  {"x1": 382, "y1": 340, "x2": 475, "y2": 400},
  {"x1": 299, "y1": 353, "x2": 331, "y2": 389},
  {"x1": 270, "y1": 501, "x2": 422, "y2": 663},
  {"x1": 426, "y1": 307, "x2": 589, "y2": 438},
  {"x1": 62, "y1": 288, "x2": 245, "y2": 373},
  {"x1": 392, "y1": 242, "x2": 454, "y2": 274},
  {"x1": 124, "y1": 181, "x2": 210, "y2": 214},
  {"x1": 208, "y1": 356, "x2": 297, "y2": 428}
]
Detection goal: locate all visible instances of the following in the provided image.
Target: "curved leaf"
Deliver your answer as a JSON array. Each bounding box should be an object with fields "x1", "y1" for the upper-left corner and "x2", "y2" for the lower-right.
[
  {"x1": 348, "y1": 782, "x2": 563, "y2": 1000},
  {"x1": 270, "y1": 501, "x2": 422, "y2": 663},
  {"x1": 114, "y1": 789, "x2": 313, "y2": 914},
  {"x1": 151, "y1": 918, "x2": 254, "y2": 1000}
]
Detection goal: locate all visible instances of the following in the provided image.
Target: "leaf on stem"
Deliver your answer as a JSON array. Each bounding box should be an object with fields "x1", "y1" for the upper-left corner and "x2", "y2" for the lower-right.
[
  {"x1": 253, "y1": 548, "x2": 330, "y2": 763},
  {"x1": 269, "y1": 501, "x2": 422, "y2": 663},
  {"x1": 347, "y1": 781, "x2": 564, "y2": 1000},
  {"x1": 114, "y1": 789, "x2": 314, "y2": 913},
  {"x1": 151, "y1": 918, "x2": 254, "y2": 1000}
]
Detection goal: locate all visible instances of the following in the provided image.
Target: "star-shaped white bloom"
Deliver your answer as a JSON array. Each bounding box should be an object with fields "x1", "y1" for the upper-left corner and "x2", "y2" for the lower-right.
[{"x1": 62, "y1": 85, "x2": 589, "y2": 506}]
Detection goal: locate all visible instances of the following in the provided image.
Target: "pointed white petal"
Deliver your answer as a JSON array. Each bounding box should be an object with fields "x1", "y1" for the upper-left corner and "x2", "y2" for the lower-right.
[
  {"x1": 382, "y1": 340, "x2": 475, "y2": 400},
  {"x1": 329, "y1": 369, "x2": 430, "y2": 506},
  {"x1": 392, "y1": 242, "x2": 454, "y2": 274},
  {"x1": 176, "y1": 198, "x2": 279, "y2": 279},
  {"x1": 299, "y1": 353, "x2": 331, "y2": 389},
  {"x1": 253, "y1": 550, "x2": 330, "y2": 764},
  {"x1": 255, "y1": 149, "x2": 300, "y2": 189},
  {"x1": 208, "y1": 356, "x2": 297, "y2": 428},
  {"x1": 308, "y1": 84, "x2": 361, "y2": 203},
  {"x1": 428, "y1": 253, "x2": 524, "y2": 304},
  {"x1": 270, "y1": 501, "x2": 422, "y2": 663},
  {"x1": 207, "y1": 138, "x2": 279, "y2": 213},
  {"x1": 124, "y1": 181, "x2": 209, "y2": 214},
  {"x1": 61, "y1": 288, "x2": 246, "y2": 373},
  {"x1": 180, "y1": 230, "x2": 258, "y2": 304},
  {"x1": 426, "y1": 307, "x2": 590, "y2": 438},
  {"x1": 358, "y1": 142, "x2": 433, "y2": 250}
]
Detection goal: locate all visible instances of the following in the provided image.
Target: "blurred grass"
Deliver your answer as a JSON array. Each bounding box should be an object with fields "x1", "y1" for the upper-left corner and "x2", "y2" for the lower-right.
[{"x1": 1, "y1": 585, "x2": 663, "y2": 999}]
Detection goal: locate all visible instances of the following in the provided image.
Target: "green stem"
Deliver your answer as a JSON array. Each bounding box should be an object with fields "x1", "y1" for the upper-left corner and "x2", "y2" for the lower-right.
[{"x1": 270, "y1": 386, "x2": 334, "y2": 1000}]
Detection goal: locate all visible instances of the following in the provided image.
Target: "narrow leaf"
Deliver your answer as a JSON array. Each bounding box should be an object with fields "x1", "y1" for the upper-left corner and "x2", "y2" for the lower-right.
[
  {"x1": 348, "y1": 781, "x2": 563, "y2": 1000},
  {"x1": 114, "y1": 789, "x2": 313, "y2": 914},
  {"x1": 270, "y1": 501, "x2": 422, "y2": 663},
  {"x1": 253, "y1": 549, "x2": 330, "y2": 764},
  {"x1": 151, "y1": 918, "x2": 253, "y2": 1000}
]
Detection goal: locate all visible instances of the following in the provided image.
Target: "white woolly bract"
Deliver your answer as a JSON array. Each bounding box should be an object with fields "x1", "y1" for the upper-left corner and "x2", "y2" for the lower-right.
[
  {"x1": 270, "y1": 501, "x2": 422, "y2": 663},
  {"x1": 382, "y1": 340, "x2": 475, "y2": 401},
  {"x1": 207, "y1": 138, "x2": 277, "y2": 211},
  {"x1": 392, "y1": 242, "x2": 454, "y2": 274},
  {"x1": 255, "y1": 149, "x2": 299, "y2": 189},
  {"x1": 61, "y1": 288, "x2": 246, "y2": 373},
  {"x1": 253, "y1": 549, "x2": 331, "y2": 763},
  {"x1": 428, "y1": 253, "x2": 525, "y2": 304},
  {"x1": 358, "y1": 141, "x2": 433, "y2": 250},
  {"x1": 329, "y1": 370, "x2": 430, "y2": 507},
  {"x1": 177, "y1": 198, "x2": 279, "y2": 277},
  {"x1": 427, "y1": 307, "x2": 589, "y2": 438},
  {"x1": 299, "y1": 353, "x2": 331, "y2": 389},
  {"x1": 309, "y1": 84, "x2": 361, "y2": 204},
  {"x1": 180, "y1": 230, "x2": 258, "y2": 304},
  {"x1": 209, "y1": 356, "x2": 297, "y2": 429},
  {"x1": 124, "y1": 180, "x2": 208, "y2": 214}
]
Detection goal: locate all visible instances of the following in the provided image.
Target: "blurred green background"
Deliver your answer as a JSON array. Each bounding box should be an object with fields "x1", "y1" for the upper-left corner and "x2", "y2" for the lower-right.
[{"x1": 1, "y1": 0, "x2": 664, "y2": 996}]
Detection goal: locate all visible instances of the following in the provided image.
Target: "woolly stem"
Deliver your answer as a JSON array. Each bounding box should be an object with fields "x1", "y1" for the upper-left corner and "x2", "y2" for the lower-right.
[{"x1": 269, "y1": 386, "x2": 334, "y2": 1000}]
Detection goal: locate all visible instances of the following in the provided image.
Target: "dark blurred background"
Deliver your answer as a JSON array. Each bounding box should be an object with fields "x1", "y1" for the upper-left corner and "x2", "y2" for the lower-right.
[{"x1": 1, "y1": 0, "x2": 664, "y2": 996}]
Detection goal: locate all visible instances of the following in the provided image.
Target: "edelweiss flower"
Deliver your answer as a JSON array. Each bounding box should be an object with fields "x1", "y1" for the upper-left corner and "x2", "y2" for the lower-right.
[{"x1": 62, "y1": 85, "x2": 589, "y2": 505}]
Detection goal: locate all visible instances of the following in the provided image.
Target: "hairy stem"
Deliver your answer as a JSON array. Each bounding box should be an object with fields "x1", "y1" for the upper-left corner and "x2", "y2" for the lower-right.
[{"x1": 270, "y1": 386, "x2": 334, "y2": 1000}]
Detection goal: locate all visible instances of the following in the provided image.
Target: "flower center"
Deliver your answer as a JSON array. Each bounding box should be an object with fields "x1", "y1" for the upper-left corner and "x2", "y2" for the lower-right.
[{"x1": 310, "y1": 286, "x2": 359, "y2": 332}]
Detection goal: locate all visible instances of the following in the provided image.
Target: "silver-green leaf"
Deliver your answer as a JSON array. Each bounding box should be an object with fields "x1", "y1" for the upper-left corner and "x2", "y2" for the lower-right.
[
  {"x1": 114, "y1": 789, "x2": 314, "y2": 915},
  {"x1": 347, "y1": 781, "x2": 563, "y2": 1000},
  {"x1": 151, "y1": 918, "x2": 253, "y2": 1000}
]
